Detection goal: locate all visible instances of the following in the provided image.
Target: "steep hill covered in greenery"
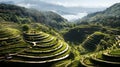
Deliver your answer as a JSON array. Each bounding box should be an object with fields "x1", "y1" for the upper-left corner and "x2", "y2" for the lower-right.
[
  {"x1": 78, "y1": 3, "x2": 120, "y2": 28},
  {"x1": 82, "y1": 32, "x2": 115, "y2": 52},
  {"x1": 63, "y1": 25, "x2": 119, "y2": 54},
  {"x1": 63, "y1": 25, "x2": 120, "y2": 44},
  {"x1": 0, "y1": 3, "x2": 68, "y2": 30},
  {"x1": 0, "y1": 22, "x2": 73, "y2": 67},
  {"x1": 80, "y1": 36, "x2": 120, "y2": 67}
]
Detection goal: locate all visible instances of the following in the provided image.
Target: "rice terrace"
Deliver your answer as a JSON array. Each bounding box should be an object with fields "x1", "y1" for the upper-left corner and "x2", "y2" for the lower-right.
[{"x1": 0, "y1": 0, "x2": 120, "y2": 67}]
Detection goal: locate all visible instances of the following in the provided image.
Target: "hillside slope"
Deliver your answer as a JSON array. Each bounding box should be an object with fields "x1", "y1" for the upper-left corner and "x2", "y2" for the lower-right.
[
  {"x1": 63, "y1": 25, "x2": 120, "y2": 44},
  {"x1": 82, "y1": 32, "x2": 115, "y2": 52},
  {"x1": 0, "y1": 3, "x2": 67, "y2": 29},
  {"x1": 78, "y1": 3, "x2": 120, "y2": 28}
]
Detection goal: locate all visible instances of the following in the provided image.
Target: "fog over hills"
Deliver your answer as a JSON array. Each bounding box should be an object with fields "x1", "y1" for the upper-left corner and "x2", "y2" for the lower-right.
[{"x1": 0, "y1": 0, "x2": 106, "y2": 21}]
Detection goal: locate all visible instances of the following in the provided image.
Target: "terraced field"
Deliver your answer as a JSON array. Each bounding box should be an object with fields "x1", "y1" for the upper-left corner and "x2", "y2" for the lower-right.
[
  {"x1": 80, "y1": 49, "x2": 120, "y2": 67},
  {"x1": 0, "y1": 29, "x2": 70, "y2": 66},
  {"x1": 80, "y1": 35, "x2": 120, "y2": 67},
  {"x1": 0, "y1": 28, "x2": 28, "y2": 60}
]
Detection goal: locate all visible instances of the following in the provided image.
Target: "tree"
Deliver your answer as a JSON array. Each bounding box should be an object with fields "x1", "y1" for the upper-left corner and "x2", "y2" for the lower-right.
[{"x1": 22, "y1": 24, "x2": 29, "y2": 32}]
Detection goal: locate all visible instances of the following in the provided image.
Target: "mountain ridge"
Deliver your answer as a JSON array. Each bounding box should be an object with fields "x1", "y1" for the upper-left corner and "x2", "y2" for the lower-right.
[
  {"x1": 0, "y1": 0, "x2": 105, "y2": 21},
  {"x1": 0, "y1": 3, "x2": 67, "y2": 30},
  {"x1": 78, "y1": 3, "x2": 120, "y2": 28}
]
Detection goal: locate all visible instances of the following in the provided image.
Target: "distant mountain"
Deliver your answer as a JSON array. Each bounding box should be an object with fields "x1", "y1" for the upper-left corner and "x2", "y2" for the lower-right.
[
  {"x1": 78, "y1": 3, "x2": 120, "y2": 28},
  {"x1": 17, "y1": 0, "x2": 105, "y2": 21},
  {"x1": 0, "y1": 4, "x2": 67, "y2": 29},
  {"x1": 0, "y1": 1, "x2": 14, "y2": 4},
  {"x1": 16, "y1": 0, "x2": 105, "y2": 13},
  {"x1": 0, "y1": 0, "x2": 105, "y2": 21}
]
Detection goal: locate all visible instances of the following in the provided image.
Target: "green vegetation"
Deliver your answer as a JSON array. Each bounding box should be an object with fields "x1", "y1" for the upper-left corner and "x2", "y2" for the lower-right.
[
  {"x1": 63, "y1": 25, "x2": 120, "y2": 44},
  {"x1": 82, "y1": 32, "x2": 115, "y2": 52},
  {"x1": 110, "y1": 49, "x2": 120, "y2": 56},
  {"x1": 22, "y1": 24, "x2": 30, "y2": 32},
  {"x1": 0, "y1": 27, "x2": 28, "y2": 56},
  {"x1": 0, "y1": 27, "x2": 20, "y2": 38},
  {"x1": 79, "y1": 34, "x2": 120, "y2": 67},
  {"x1": 78, "y1": 3, "x2": 120, "y2": 28},
  {"x1": 0, "y1": 3, "x2": 70, "y2": 30},
  {"x1": 0, "y1": 2, "x2": 120, "y2": 67},
  {"x1": 0, "y1": 26, "x2": 71, "y2": 67}
]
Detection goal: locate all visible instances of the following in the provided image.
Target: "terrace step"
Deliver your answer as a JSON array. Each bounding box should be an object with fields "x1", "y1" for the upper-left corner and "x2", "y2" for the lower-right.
[
  {"x1": 18, "y1": 43, "x2": 68, "y2": 58},
  {"x1": 1, "y1": 31, "x2": 70, "y2": 64},
  {"x1": 24, "y1": 42, "x2": 63, "y2": 53},
  {"x1": 6, "y1": 54, "x2": 69, "y2": 64},
  {"x1": 102, "y1": 51, "x2": 120, "y2": 62},
  {"x1": 91, "y1": 56, "x2": 120, "y2": 66}
]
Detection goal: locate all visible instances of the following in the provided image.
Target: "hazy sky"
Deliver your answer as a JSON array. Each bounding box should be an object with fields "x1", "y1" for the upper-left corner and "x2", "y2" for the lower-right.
[
  {"x1": 40, "y1": 0, "x2": 120, "y2": 7},
  {"x1": 0, "y1": 0, "x2": 120, "y2": 8}
]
